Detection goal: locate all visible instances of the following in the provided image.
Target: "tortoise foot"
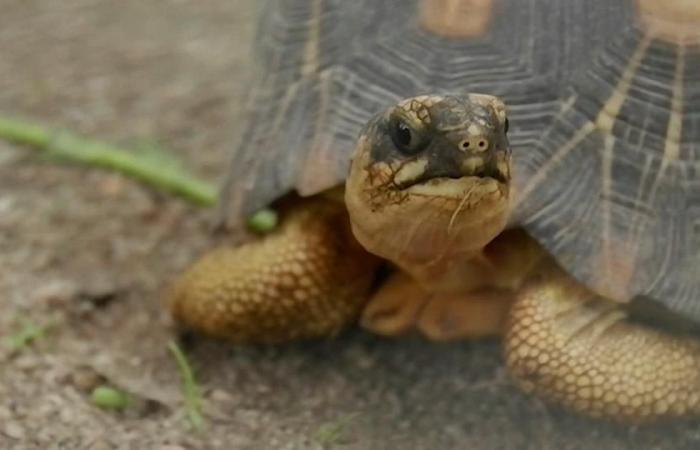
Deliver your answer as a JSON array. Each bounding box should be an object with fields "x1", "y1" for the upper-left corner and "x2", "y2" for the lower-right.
[
  {"x1": 166, "y1": 198, "x2": 380, "y2": 344},
  {"x1": 505, "y1": 264, "x2": 700, "y2": 422},
  {"x1": 360, "y1": 272, "x2": 429, "y2": 337}
]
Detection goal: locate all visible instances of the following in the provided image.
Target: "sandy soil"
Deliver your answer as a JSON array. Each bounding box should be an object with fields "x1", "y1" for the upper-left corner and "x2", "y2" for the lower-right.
[{"x1": 2, "y1": 2, "x2": 700, "y2": 449}]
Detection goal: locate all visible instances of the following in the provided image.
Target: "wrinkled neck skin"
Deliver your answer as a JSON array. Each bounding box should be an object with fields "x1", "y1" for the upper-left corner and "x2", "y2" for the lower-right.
[{"x1": 345, "y1": 138, "x2": 510, "y2": 293}]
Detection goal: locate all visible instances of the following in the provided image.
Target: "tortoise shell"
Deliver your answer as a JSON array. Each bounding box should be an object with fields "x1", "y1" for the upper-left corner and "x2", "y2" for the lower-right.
[{"x1": 220, "y1": 0, "x2": 700, "y2": 320}]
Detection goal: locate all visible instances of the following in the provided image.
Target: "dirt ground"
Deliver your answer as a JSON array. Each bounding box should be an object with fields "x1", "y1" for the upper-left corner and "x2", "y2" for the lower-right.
[{"x1": 2, "y1": 2, "x2": 700, "y2": 449}]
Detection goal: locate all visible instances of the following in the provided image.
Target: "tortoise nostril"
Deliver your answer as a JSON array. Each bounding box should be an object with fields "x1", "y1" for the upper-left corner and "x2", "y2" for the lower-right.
[
  {"x1": 461, "y1": 138, "x2": 489, "y2": 152},
  {"x1": 477, "y1": 139, "x2": 489, "y2": 151}
]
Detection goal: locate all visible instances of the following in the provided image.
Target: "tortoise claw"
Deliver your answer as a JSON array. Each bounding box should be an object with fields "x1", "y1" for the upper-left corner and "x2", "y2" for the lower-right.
[{"x1": 417, "y1": 288, "x2": 512, "y2": 341}]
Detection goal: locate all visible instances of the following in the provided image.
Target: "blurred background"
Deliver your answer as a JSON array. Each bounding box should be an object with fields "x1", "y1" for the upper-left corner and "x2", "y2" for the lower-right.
[{"x1": 1, "y1": 1, "x2": 699, "y2": 449}]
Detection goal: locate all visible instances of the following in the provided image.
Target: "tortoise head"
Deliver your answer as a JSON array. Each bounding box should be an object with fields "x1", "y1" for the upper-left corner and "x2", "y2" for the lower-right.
[{"x1": 345, "y1": 94, "x2": 511, "y2": 269}]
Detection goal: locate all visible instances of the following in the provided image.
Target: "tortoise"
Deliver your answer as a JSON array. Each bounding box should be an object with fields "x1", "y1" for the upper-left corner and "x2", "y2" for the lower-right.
[{"x1": 167, "y1": 0, "x2": 700, "y2": 422}]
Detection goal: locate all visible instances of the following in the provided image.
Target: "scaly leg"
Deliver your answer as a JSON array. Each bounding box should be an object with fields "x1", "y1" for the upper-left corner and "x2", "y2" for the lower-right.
[
  {"x1": 167, "y1": 198, "x2": 381, "y2": 344},
  {"x1": 505, "y1": 262, "x2": 700, "y2": 422}
]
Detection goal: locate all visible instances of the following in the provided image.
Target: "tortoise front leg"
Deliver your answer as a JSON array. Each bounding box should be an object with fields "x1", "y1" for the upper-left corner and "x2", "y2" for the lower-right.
[
  {"x1": 360, "y1": 271, "x2": 512, "y2": 339},
  {"x1": 361, "y1": 229, "x2": 538, "y2": 340},
  {"x1": 167, "y1": 198, "x2": 381, "y2": 344},
  {"x1": 505, "y1": 263, "x2": 700, "y2": 421}
]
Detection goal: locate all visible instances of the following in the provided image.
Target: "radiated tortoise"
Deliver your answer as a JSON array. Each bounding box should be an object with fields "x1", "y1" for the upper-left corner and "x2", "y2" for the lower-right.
[{"x1": 167, "y1": 0, "x2": 700, "y2": 422}]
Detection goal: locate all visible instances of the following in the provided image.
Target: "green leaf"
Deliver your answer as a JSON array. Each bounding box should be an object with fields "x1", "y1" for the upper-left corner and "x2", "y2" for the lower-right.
[
  {"x1": 246, "y1": 208, "x2": 279, "y2": 233},
  {"x1": 91, "y1": 385, "x2": 130, "y2": 410},
  {"x1": 5, "y1": 318, "x2": 48, "y2": 351}
]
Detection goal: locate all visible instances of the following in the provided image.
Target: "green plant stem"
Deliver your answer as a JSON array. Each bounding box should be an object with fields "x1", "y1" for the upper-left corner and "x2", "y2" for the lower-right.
[
  {"x1": 0, "y1": 116, "x2": 218, "y2": 207},
  {"x1": 168, "y1": 340, "x2": 205, "y2": 431}
]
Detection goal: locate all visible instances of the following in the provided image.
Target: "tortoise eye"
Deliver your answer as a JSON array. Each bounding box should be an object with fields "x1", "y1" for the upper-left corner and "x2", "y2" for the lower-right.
[
  {"x1": 395, "y1": 121, "x2": 412, "y2": 147},
  {"x1": 390, "y1": 117, "x2": 429, "y2": 155}
]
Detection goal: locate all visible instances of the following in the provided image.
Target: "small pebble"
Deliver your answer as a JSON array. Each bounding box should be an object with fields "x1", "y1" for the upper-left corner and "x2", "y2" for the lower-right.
[
  {"x1": 209, "y1": 388, "x2": 234, "y2": 403},
  {"x1": 87, "y1": 439, "x2": 114, "y2": 450},
  {"x1": 71, "y1": 367, "x2": 102, "y2": 392},
  {"x1": 14, "y1": 354, "x2": 42, "y2": 371},
  {"x1": 32, "y1": 280, "x2": 78, "y2": 308},
  {"x1": 4, "y1": 421, "x2": 26, "y2": 440}
]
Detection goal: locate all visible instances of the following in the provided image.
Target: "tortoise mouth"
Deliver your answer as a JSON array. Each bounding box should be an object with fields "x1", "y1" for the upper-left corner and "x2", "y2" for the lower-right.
[{"x1": 395, "y1": 164, "x2": 508, "y2": 191}]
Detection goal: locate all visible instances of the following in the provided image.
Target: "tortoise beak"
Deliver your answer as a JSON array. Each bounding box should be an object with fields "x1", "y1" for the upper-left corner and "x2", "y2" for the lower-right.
[{"x1": 393, "y1": 138, "x2": 510, "y2": 190}]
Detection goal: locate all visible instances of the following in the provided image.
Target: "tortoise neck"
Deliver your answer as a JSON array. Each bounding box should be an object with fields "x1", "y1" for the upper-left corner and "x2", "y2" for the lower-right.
[{"x1": 346, "y1": 189, "x2": 510, "y2": 293}]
